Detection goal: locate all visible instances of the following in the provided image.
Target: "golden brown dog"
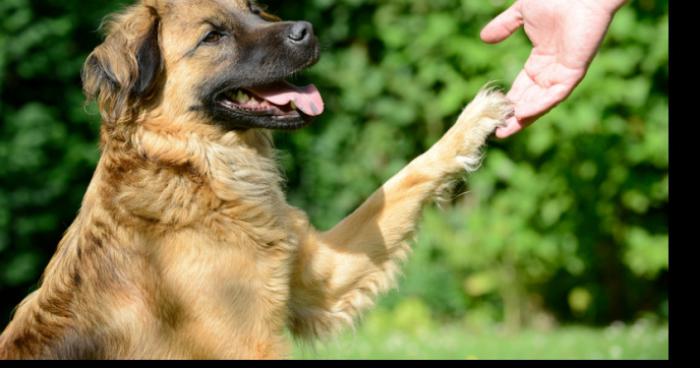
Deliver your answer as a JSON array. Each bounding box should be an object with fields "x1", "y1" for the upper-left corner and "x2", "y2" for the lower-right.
[{"x1": 0, "y1": 0, "x2": 512, "y2": 359}]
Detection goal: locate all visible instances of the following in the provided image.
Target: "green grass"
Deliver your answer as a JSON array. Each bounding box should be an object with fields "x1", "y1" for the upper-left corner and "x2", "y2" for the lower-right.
[{"x1": 292, "y1": 319, "x2": 668, "y2": 360}]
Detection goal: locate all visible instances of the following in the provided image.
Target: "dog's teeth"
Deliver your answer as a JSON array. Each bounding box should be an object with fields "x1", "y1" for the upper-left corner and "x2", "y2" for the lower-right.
[{"x1": 290, "y1": 101, "x2": 297, "y2": 110}]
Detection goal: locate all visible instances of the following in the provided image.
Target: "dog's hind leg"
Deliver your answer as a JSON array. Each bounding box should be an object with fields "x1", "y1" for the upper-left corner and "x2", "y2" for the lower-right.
[{"x1": 287, "y1": 87, "x2": 513, "y2": 339}]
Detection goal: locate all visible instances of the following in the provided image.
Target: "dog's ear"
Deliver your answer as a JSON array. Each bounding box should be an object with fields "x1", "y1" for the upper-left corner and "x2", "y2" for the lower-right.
[{"x1": 82, "y1": 5, "x2": 162, "y2": 125}]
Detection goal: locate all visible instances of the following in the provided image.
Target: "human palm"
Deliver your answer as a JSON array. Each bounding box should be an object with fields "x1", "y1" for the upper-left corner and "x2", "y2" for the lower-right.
[{"x1": 480, "y1": 0, "x2": 626, "y2": 138}]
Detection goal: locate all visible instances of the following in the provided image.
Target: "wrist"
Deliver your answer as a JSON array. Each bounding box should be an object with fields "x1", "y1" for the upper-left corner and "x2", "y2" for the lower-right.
[
  {"x1": 584, "y1": 0, "x2": 628, "y2": 15},
  {"x1": 605, "y1": 0, "x2": 628, "y2": 13}
]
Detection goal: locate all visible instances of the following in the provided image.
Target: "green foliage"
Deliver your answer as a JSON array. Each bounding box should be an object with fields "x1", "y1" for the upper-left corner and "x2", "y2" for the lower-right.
[
  {"x1": 1, "y1": 0, "x2": 129, "y2": 316},
  {"x1": 0, "y1": 0, "x2": 667, "y2": 330}
]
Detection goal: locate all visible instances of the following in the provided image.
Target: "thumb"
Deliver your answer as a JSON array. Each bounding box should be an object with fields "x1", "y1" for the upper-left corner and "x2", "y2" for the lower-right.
[{"x1": 480, "y1": 2, "x2": 523, "y2": 44}]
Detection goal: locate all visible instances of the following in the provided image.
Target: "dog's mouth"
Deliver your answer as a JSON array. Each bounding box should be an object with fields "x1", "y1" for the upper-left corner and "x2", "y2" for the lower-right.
[{"x1": 214, "y1": 81, "x2": 324, "y2": 129}]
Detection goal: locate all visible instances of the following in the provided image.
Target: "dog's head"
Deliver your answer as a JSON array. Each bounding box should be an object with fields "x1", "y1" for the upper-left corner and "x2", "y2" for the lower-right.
[{"x1": 82, "y1": 0, "x2": 323, "y2": 132}]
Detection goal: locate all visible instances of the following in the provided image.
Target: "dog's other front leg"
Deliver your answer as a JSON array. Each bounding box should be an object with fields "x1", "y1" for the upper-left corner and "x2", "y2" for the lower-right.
[{"x1": 287, "y1": 88, "x2": 513, "y2": 339}]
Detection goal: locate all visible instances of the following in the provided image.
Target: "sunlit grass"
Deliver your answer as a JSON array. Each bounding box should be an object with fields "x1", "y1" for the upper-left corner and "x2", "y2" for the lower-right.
[{"x1": 293, "y1": 318, "x2": 668, "y2": 360}]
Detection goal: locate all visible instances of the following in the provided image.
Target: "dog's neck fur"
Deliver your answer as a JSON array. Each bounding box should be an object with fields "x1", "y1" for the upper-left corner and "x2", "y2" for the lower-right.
[{"x1": 0, "y1": 122, "x2": 297, "y2": 358}]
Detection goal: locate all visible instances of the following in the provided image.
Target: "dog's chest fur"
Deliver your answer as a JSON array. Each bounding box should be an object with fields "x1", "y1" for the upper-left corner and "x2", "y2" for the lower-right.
[
  {"x1": 2, "y1": 128, "x2": 305, "y2": 359},
  {"x1": 110, "y1": 128, "x2": 303, "y2": 358}
]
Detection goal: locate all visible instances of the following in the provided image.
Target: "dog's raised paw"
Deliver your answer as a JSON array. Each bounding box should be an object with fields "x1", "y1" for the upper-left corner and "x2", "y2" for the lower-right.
[
  {"x1": 428, "y1": 85, "x2": 513, "y2": 174},
  {"x1": 456, "y1": 87, "x2": 514, "y2": 134}
]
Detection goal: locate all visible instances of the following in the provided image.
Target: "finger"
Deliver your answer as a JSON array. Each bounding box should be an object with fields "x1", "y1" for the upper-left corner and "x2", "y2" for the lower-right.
[
  {"x1": 496, "y1": 73, "x2": 530, "y2": 139},
  {"x1": 516, "y1": 84, "x2": 570, "y2": 118},
  {"x1": 497, "y1": 91, "x2": 556, "y2": 139},
  {"x1": 505, "y1": 69, "x2": 532, "y2": 103},
  {"x1": 497, "y1": 84, "x2": 570, "y2": 139},
  {"x1": 495, "y1": 115, "x2": 535, "y2": 139},
  {"x1": 495, "y1": 115, "x2": 522, "y2": 138},
  {"x1": 480, "y1": 2, "x2": 524, "y2": 44}
]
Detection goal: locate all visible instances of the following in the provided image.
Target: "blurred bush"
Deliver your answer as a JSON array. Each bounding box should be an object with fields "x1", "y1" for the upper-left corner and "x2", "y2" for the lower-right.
[{"x1": 0, "y1": 0, "x2": 667, "y2": 328}]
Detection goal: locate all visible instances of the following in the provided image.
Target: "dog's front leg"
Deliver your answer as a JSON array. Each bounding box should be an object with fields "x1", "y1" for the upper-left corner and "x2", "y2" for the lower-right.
[{"x1": 288, "y1": 88, "x2": 513, "y2": 339}]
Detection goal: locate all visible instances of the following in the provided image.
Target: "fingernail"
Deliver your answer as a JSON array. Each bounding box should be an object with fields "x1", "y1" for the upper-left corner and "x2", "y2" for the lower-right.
[{"x1": 495, "y1": 127, "x2": 512, "y2": 139}]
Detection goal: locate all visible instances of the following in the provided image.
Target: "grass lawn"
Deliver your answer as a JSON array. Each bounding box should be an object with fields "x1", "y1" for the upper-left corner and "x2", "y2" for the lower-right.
[{"x1": 292, "y1": 320, "x2": 668, "y2": 360}]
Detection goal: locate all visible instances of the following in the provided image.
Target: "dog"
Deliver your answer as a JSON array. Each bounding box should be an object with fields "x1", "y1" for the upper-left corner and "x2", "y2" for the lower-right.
[{"x1": 0, "y1": 0, "x2": 512, "y2": 359}]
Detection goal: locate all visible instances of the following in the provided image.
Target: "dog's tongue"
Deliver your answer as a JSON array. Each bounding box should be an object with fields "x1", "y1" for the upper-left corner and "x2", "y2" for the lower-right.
[{"x1": 248, "y1": 81, "x2": 324, "y2": 116}]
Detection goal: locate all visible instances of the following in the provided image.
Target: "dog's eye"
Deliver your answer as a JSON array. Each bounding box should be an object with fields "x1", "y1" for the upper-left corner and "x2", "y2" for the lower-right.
[
  {"x1": 202, "y1": 30, "x2": 225, "y2": 44},
  {"x1": 248, "y1": 0, "x2": 280, "y2": 22},
  {"x1": 248, "y1": 0, "x2": 264, "y2": 15}
]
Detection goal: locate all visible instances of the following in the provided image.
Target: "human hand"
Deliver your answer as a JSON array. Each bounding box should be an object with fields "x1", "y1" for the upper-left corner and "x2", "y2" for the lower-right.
[{"x1": 481, "y1": 0, "x2": 627, "y2": 138}]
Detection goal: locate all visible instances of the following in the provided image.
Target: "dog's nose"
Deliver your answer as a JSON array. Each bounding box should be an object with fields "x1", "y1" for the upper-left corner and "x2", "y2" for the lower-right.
[{"x1": 287, "y1": 21, "x2": 314, "y2": 45}]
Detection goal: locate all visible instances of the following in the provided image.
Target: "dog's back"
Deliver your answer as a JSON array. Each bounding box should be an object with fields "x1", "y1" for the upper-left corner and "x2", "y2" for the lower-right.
[
  {"x1": 0, "y1": 220, "x2": 93, "y2": 359},
  {"x1": 0, "y1": 186, "x2": 120, "y2": 359}
]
